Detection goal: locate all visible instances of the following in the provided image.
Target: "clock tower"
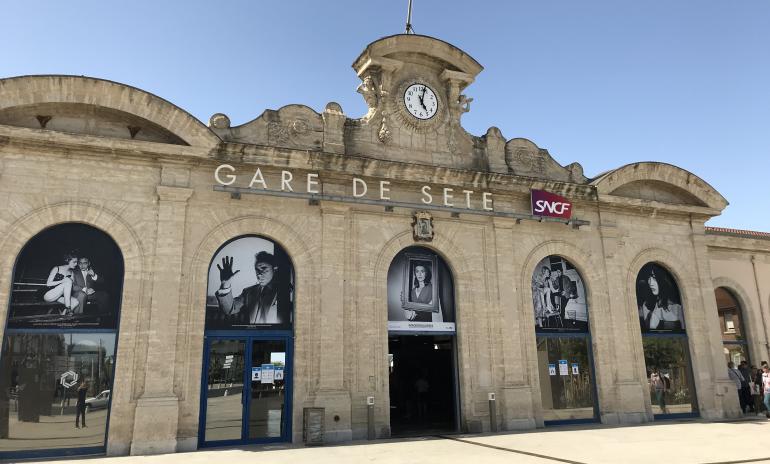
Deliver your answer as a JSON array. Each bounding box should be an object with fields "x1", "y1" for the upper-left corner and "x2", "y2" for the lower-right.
[{"x1": 349, "y1": 34, "x2": 483, "y2": 165}]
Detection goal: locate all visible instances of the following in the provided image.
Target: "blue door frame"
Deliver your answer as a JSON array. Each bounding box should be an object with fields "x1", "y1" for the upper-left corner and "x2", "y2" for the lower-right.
[
  {"x1": 643, "y1": 332, "x2": 700, "y2": 420},
  {"x1": 198, "y1": 331, "x2": 293, "y2": 448},
  {"x1": 540, "y1": 332, "x2": 601, "y2": 426}
]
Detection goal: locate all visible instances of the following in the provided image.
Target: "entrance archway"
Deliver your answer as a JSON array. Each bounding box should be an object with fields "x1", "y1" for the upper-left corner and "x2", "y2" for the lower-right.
[
  {"x1": 198, "y1": 235, "x2": 294, "y2": 447},
  {"x1": 635, "y1": 262, "x2": 698, "y2": 418},
  {"x1": 0, "y1": 223, "x2": 124, "y2": 459},
  {"x1": 531, "y1": 255, "x2": 599, "y2": 424},
  {"x1": 386, "y1": 246, "x2": 458, "y2": 436}
]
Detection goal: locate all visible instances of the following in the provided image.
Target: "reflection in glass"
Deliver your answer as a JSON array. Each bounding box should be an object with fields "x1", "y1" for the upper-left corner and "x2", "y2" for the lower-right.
[
  {"x1": 537, "y1": 337, "x2": 595, "y2": 421},
  {"x1": 204, "y1": 340, "x2": 245, "y2": 442},
  {"x1": 0, "y1": 333, "x2": 116, "y2": 453},
  {"x1": 643, "y1": 337, "x2": 696, "y2": 415},
  {"x1": 249, "y1": 341, "x2": 285, "y2": 439},
  {"x1": 723, "y1": 344, "x2": 749, "y2": 368}
]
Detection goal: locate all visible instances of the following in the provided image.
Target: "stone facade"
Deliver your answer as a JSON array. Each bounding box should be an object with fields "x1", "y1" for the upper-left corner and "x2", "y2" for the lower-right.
[{"x1": 0, "y1": 34, "x2": 767, "y2": 456}]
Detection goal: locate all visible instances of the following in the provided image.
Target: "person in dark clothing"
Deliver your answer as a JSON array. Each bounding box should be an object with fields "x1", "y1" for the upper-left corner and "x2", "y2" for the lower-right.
[
  {"x1": 75, "y1": 380, "x2": 89, "y2": 428},
  {"x1": 738, "y1": 361, "x2": 754, "y2": 412}
]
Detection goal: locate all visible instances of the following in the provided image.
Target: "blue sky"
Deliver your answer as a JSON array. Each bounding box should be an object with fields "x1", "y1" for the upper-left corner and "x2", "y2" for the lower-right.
[{"x1": 2, "y1": 1, "x2": 767, "y2": 231}]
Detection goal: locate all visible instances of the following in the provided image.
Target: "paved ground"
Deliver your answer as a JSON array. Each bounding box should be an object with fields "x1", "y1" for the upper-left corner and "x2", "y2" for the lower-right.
[{"x1": 16, "y1": 418, "x2": 770, "y2": 464}]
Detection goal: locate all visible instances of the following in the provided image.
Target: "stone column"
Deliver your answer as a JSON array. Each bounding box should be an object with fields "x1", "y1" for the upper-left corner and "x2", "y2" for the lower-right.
[
  {"x1": 493, "y1": 218, "x2": 536, "y2": 430},
  {"x1": 312, "y1": 204, "x2": 352, "y2": 441},
  {"x1": 130, "y1": 184, "x2": 193, "y2": 455},
  {"x1": 689, "y1": 220, "x2": 741, "y2": 419},
  {"x1": 597, "y1": 212, "x2": 648, "y2": 423}
]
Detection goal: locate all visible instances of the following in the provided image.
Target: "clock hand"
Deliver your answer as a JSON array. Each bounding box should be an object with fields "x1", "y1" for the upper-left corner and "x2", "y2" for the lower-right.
[{"x1": 419, "y1": 87, "x2": 428, "y2": 111}]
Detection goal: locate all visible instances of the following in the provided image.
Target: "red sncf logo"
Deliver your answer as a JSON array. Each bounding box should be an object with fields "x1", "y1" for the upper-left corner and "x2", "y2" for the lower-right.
[{"x1": 531, "y1": 190, "x2": 573, "y2": 219}]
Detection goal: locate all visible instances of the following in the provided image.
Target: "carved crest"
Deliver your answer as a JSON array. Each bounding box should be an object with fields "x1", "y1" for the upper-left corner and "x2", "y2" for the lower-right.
[{"x1": 412, "y1": 211, "x2": 434, "y2": 242}]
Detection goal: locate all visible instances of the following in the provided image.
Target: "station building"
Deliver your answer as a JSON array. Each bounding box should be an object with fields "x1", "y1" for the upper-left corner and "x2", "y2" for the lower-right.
[{"x1": 0, "y1": 34, "x2": 768, "y2": 459}]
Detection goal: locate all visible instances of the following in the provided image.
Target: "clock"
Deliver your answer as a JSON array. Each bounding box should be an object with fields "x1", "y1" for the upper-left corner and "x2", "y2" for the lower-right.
[{"x1": 403, "y1": 84, "x2": 438, "y2": 120}]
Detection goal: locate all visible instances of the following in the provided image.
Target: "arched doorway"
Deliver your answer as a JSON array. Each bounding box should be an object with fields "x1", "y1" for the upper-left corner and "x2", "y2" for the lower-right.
[
  {"x1": 636, "y1": 262, "x2": 698, "y2": 418},
  {"x1": 198, "y1": 235, "x2": 294, "y2": 447},
  {"x1": 387, "y1": 246, "x2": 458, "y2": 436},
  {"x1": 715, "y1": 287, "x2": 753, "y2": 413},
  {"x1": 531, "y1": 255, "x2": 599, "y2": 424},
  {"x1": 715, "y1": 287, "x2": 750, "y2": 365},
  {"x1": 0, "y1": 223, "x2": 124, "y2": 459}
]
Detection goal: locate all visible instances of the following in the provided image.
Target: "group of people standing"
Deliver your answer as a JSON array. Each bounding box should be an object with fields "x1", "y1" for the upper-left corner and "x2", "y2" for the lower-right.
[
  {"x1": 728, "y1": 360, "x2": 770, "y2": 417},
  {"x1": 532, "y1": 266, "x2": 577, "y2": 328}
]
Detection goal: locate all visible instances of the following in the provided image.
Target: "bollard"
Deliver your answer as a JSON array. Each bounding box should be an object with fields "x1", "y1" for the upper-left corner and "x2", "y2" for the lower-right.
[
  {"x1": 367, "y1": 396, "x2": 375, "y2": 440},
  {"x1": 488, "y1": 392, "x2": 498, "y2": 432}
]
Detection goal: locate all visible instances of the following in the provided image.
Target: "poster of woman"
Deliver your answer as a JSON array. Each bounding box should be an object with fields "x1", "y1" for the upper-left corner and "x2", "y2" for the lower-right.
[
  {"x1": 387, "y1": 247, "x2": 455, "y2": 333},
  {"x1": 636, "y1": 263, "x2": 685, "y2": 333}
]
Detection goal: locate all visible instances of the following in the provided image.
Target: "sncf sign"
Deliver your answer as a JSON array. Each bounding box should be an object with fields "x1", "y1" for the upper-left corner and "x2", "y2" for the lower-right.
[{"x1": 531, "y1": 189, "x2": 573, "y2": 219}]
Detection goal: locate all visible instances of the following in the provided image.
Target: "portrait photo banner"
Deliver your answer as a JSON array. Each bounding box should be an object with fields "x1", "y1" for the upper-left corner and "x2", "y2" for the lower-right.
[
  {"x1": 206, "y1": 236, "x2": 294, "y2": 331},
  {"x1": 532, "y1": 256, "x2": 588, "y2": 334},
  {"x1": 387, "y1": 247, "x2": 455, "y2": 333},
  {"x1": 636, "y1": 263, "x2": 686, "y2": 334},
  {"x1": 8, "y1": 223, "x2": 124, "y2": 330}
]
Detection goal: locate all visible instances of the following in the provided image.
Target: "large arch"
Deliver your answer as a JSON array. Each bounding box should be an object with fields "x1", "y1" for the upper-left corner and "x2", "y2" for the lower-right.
[
  {"x1": 373, "y1": 227, "x2": 478, "y2": 434},
  {"x1": 591, "y1": 162, "x2": 728, "y2": 211},
  {"x1": 0, "y1": 201, "x2": 148, "y2": 455},
  {"x1": 176, "y1": 214, "x2": 318, "y2": 443},
  {"x1": 519, "y1": 240, "x2": 611, "y2": 424},
  {"x1": 626, "y1": 247, "x2": 718, "y2": 419},
  {"x1": 0, "y1": 75, "x2": 221, "y2": 148}
]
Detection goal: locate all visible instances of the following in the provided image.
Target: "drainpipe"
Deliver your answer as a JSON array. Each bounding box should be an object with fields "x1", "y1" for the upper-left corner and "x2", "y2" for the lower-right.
[{"x1": 751, "y1": 255, "x2": 770, "y2": 360}]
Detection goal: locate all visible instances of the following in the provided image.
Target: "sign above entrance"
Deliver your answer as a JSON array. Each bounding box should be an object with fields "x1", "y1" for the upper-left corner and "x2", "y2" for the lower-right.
[
  {"x1": 531, "y1": 190, "x2": 573, "y2": 220},
  {"x1": 213, "y1": 165, "x2": 591, "y2": 228}
]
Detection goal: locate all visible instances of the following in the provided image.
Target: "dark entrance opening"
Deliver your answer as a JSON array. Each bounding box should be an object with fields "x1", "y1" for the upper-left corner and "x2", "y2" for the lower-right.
[{"x1": 388, "y1": 334, "x2": 457, "y2": 436}]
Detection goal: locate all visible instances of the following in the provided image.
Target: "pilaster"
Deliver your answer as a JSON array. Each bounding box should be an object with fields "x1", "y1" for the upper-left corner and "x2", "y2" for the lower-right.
[
  {"x1": 312, "y1": 203, "x2": 352, "y2": 441},
  {"x1": 130, "y1": 175, "x2": 193, "y2": 455}
]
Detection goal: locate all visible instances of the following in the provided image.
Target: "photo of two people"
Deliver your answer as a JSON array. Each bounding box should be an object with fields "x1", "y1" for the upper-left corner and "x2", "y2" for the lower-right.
[{"x1": 8, "y1": 223, "x2": 123, "y2": 329}]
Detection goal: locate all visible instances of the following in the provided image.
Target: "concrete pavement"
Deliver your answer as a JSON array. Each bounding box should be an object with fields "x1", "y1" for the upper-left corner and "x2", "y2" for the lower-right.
[{"x1": 19, "y1": 418, "x2": 770, "y2": 464}]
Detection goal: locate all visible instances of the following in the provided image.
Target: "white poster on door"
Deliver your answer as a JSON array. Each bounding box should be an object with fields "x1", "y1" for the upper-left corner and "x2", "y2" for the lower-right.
[
  {"x1": 559, "y1": 359, "x2": 568, "y2": 376},
  {"x1": 261, "y1": 364, "x2": 275, "y2": 384}
]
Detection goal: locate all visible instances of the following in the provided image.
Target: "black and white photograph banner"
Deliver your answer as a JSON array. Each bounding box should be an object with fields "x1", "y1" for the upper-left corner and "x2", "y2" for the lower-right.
[
  {"x1": 636, "y1": 263, "x2": 686, "y2": 333},
  {"x1": 532, "y1": 256, "x2": 588, "y2": 333},
  {"x1": 387, "y1": 247, "x2": 455, "y2": 333},
  {"x1": 8, "y1": 223, "x2": 124, "y2": 330},
  {"x1": 206, "y1": 235, "x2": 294, "y2": 330}
]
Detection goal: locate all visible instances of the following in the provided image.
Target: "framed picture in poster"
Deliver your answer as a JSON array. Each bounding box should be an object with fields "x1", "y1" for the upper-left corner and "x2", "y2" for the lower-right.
[{"x1": 400, "y1": 253, "x2": 439, "y2": 313}]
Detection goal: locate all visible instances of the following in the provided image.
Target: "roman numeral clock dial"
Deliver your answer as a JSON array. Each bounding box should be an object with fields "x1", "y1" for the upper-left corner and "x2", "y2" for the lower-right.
[{"x1": 404, "y1": 84, "x2": 438, "y2": 120}]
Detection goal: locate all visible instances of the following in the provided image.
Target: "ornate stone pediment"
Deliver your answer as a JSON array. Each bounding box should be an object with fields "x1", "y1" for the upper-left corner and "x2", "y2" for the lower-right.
[{"x1": 210, "y1": 104, "x2": 323, "y2": 151}]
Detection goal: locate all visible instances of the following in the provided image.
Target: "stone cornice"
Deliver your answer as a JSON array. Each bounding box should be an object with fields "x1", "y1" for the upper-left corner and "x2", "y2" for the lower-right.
[{"x1": 0, "y1": 123, "x2": 725, "y2": 221}]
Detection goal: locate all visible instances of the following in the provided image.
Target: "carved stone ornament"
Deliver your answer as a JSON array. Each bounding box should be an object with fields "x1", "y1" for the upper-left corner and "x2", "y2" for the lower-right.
[
  {"x1": 209, "y1": 113, "x2": 231, "y2": 129},
  {"x1": 456, "y1": 94, "x2": 473, "y2": 114},
  {"x1": 268, "y1": 118, "x2": 311, "y2": 144},
  {"x1": 378, "y1": 112, "x2": 392, "y2": 144},
  {"x1": 356, "y1": 75, "x2": 379, "y2": 111},
  {"x1": 412, "y1": 211, "x2": 434, "y2": 242}
]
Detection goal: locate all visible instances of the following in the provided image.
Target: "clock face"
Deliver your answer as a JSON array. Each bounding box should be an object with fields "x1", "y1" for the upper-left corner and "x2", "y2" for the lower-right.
[{"x1": 403, "y1": 84, "x2": 438, "y2": 120}]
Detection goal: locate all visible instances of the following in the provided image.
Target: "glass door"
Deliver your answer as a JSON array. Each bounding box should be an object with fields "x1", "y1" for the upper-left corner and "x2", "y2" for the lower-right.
[
  {"x1": 248, "y1": 340, "x2": 287, "y2": 440},
  {"x1": 202, "y1": 339, "x2": 246, "y2": 443},
  {"x1": 200, "y1": 336, "x2": 291, "y2": 447}
]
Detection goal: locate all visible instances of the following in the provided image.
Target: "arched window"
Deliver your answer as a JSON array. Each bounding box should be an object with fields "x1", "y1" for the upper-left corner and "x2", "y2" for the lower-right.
[
  {"x1": 199, "y1": 235, "x2": 294, "y2": 446},
  {"x1": 532, "y1": 255, "x2": 597, "y2": 424},
  {"x1": 715, "y1": 287, "x2": 750, "y2": 366},
  {"x1": 636, "y1": 262, "x2": 697, "y2": 418},
  {"x1": 0, "y1": 223, "x2": 124, "y2": 458},
  {"x1": 386, "y1": 246, "x2": 458, "y2": 435}
]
